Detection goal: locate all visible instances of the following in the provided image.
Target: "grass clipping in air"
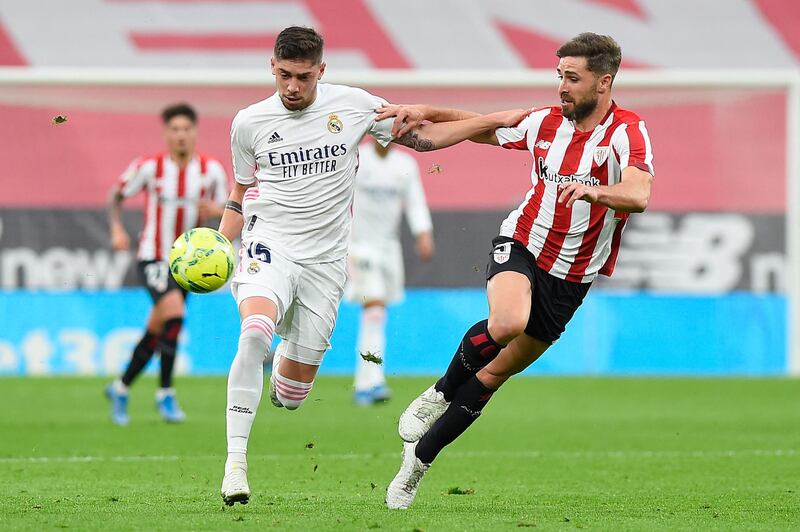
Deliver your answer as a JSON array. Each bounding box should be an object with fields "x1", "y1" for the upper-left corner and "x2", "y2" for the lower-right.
[{"x1": 359, "y1": 351, "x2": 383, "y2": 365}]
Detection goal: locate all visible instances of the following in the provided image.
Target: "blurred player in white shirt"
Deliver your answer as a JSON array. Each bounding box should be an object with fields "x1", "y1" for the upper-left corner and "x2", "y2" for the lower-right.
[
  {"x1": 347, "y1": 140, "x2": 433, "y2": 405},
  {"x1": 215, "y1": 26, "x2": 525, "y2": 506}
]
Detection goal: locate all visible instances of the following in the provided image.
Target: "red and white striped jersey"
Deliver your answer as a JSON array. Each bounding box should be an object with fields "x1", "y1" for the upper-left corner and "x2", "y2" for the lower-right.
[
  {"x1": 119, "y1": 153, "x2": 229, "y2": 261},
  {"x1": 495, "y1": 102, "x2": 654, "y2": 283}
]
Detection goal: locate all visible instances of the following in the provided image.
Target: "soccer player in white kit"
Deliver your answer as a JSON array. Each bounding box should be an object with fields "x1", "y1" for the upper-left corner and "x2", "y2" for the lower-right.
[
  {"x1": 215, "y1": 26, "x2": 527, "y2": 506},
  {"x1": 347, "y1": 140, "x2": 434, "y2": 405}
]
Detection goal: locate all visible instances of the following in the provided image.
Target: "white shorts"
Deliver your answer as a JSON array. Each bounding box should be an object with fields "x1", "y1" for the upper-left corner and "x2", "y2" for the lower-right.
[
  {"x1": 231, "y1": 241, "x2": 346, "y2": 360},
  {"x1": 345, "y1": 242, "x2": 404, "y2": 304}
]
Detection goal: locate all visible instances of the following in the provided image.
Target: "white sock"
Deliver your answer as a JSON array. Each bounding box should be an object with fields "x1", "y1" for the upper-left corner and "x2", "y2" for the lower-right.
[
  {"x1": 112, "y1": 379, "x2": 128, "y2": 395},
  {"x1": 354, "y1": 306, "x2": 387, "y2": 391},
  {"x1": 155, "y1": 387, "x2": 174, "y2": 401},
  {"x1": 272, "y1": 371, "x2": 313, "y2": 410},
  {"x1": 226, "y1": 314, "x2": 274, "y2": 455}
]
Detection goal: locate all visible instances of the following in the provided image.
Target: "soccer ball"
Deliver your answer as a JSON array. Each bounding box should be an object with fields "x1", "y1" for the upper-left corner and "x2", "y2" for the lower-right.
[{"x1": 169, "y1": 228, "x2": 235, "y2": 293}]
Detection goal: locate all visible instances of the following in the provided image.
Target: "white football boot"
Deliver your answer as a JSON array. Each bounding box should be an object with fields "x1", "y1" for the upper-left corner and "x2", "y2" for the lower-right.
[
  {"x1": 398, "y1": 384, "x2": 449, "y2": 442},
  {"x1": 221, "y1": 460, "x2": 250, "y2": 506},
  {"x1": 386, "y1": 441, "x2": 430, "y2": 510}
]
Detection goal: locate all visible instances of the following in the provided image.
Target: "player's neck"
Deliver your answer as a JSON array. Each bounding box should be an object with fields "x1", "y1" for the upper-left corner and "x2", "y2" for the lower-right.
[
  {"x1": 170, "y1": 151, "x2": 193, "y2": 167},
  {"x1": 573, "y1": 97, "x2": 613, "y2": 132}
]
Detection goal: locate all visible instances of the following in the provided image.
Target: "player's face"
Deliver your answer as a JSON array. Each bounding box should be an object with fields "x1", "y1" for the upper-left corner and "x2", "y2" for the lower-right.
[
  {"x1": 163, "y1": 116, "x2": 197, "y2": 158},
  {"x1": 557, "y1": 57, "x2": 600, "y2": 122},
  {"x1": 271, "y1": 58, "x2": 325, "y2": 111}
]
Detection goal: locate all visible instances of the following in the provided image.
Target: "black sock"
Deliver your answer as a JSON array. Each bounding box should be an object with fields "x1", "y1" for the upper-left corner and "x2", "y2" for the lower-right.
[
  {"x1": 158, "y1": 317, "x2": 183, "y2": 389},
  {"x1": 416, "y1": 376, "x2": 495, "y2": 464},
  {"x1": 434, "y1": 320, "x2": 504, "y2": 401},
  {"x1": 121, "y1": 331, "x2": 159, "y2": 386}
]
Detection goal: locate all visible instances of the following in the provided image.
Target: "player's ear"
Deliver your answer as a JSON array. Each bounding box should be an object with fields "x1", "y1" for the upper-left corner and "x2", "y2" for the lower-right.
[
  {"x1": 318, "y1": 62, "x2": 326, "y2": 80},
  {"x1": 598, "y1": 73, "x2": 612, "y2": 93},
  {"x1": 270, "y1": 57, "x2": 276, "y2": 75}
]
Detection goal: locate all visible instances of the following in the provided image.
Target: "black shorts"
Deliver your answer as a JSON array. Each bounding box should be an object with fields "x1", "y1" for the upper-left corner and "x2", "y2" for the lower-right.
[
  {"x1": 137, "y1": 260, "x2": 187, "y2": 303},
  {"x1": 485, "y1": 237, "x2": 591, "y2": 344}
]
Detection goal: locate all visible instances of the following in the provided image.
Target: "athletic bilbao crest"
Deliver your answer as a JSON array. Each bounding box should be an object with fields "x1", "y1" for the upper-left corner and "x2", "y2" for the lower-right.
[
  {"x1": 493, "y1": 242, "x2": 512, "y2": 264},
  {"x1": 593, "y1": 146, "x2": 610, "y2": 166}
]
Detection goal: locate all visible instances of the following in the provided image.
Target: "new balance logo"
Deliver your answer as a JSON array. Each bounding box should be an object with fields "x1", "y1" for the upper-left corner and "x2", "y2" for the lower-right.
[
  {"x1": 534, "y1": 140, "x2": 552, "y2": 150},
  {"x1": 268, "y1": 131, "x2": 283, "y2": 144},
  {"x1": 228, "y1": 405, "x2": 254, "y2": 415}
]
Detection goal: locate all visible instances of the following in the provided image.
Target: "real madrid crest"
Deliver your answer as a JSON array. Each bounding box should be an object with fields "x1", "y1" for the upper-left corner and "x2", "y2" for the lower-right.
[
  {"x1": 327, "y1": 114, "x2": 343, "y2": 134},
  {"x1": 247, "y1": 260, "x2": 260, "y2": 274}
]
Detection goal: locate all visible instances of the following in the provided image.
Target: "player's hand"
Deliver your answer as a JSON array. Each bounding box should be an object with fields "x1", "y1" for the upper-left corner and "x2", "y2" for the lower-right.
[
  {"x1": 375, "y1": 104, "x2": 426, "y2": 138},
  {"x1": 558, "y1": 183, "x2": 600, "y2": 208},
  {"x1": 416, "y1": 232, "x2": 434, "y2": 262},
  {"x1": 110, "y1": 223, "x2": 130, "y2": 251},
  {"x1": 198, "y1": 199, "x2": 222, "y2": 220},
  {"x1": 484, "y1": 109, "x2": 528, "y2": 128}
]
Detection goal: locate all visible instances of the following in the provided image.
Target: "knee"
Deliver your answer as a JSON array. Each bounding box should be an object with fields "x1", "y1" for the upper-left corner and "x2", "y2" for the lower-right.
[
  {"x1": 487, "y1": 315, "x2": 526, "y2": 345},
  {"x1": 239, "y1": 315, "x2": 275, "y2": 356}
]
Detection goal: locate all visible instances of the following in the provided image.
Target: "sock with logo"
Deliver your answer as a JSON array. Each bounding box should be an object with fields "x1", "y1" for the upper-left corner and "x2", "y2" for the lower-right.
[
  {"x1": 120, "y1": 330, "x2": 160, "y2": 386},
  {"x1": 416, "y1": 376, "x2": 495, "y2": 464},
  {"x1": 227, "y1": 315, "x2": 274, "y2": 456},
  {"x1": 158, "y1": 317, "x2": 183, "y2": 388},
  {"x1": 434, "y1": 320, "x2": 504, "y2": 401}
]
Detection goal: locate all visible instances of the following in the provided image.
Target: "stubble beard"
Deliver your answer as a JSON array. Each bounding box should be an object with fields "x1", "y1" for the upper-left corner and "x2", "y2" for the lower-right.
[{"x1": 562, "y1": 96, "x2": 599, "y2": 122}]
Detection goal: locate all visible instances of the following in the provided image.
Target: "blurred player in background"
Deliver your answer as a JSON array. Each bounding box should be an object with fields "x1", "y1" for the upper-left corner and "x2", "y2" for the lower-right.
[
  {"x1": 381, "y1": 33, "x2": 655, "y2": 509},
  {"x1": 347, "y1": 140, "x2": 434, "y2": 406},
  {"x1": 215, "y1": 26, "x2": 524, "y2": 506},
  {"x1": 105, "y1": 103, "x2": 229, "y2": 426}
]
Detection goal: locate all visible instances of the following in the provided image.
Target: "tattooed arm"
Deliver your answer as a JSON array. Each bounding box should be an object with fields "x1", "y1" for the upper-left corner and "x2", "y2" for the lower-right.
[{"x1": 391, "y1": 109, "x2": 527, "y2": 152}]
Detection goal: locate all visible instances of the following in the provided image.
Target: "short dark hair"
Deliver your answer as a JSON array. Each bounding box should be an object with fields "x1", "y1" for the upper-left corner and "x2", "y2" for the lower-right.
[
  {"x1": 161, "y1": 103, "x2": 197, "y2": 124},
  {"x1": 557, "y1": 33, "x2": 622, "y2": 82},
  {"x1": 274, "y1": 26, "x2": 324, "y2": 64}
]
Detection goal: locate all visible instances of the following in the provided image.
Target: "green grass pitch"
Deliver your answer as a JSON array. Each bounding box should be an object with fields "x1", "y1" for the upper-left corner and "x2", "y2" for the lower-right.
[{"x1": 1, "y1": 376, "x2": 798, "y2": 530}]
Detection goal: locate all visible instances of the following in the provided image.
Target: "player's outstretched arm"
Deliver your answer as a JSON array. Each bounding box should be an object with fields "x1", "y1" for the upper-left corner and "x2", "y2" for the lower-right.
[
  {"x1": 376, "y1": 104, "x2": 481, "y2": 138},
  {"x1": 217, "y1": 182, "x2": 251, "y2": 242},
  {"x1": 392, "y1": 109, "x2": 527, "y2": 152},
  {"x1": 557, "y1": 166, "x2": 652, "y2": 213}
]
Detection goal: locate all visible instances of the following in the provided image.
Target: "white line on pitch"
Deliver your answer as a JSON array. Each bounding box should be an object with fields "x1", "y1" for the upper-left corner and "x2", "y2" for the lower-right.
[{"x1": 0, "y1": 448, "x2": 798, "y2": 465}]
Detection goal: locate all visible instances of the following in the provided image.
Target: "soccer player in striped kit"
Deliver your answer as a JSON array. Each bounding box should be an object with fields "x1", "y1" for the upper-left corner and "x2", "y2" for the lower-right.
[
  {"x1": 214, "y1": 26, "x2": 526, "y2": 506},
  {"x1": 380, "y1": 33, "x2": 655, "y2": 509},
  {"x1": 347, "y1": 140, "x2": 434, "y2": 406},
  {"x1": 105, "y1": 103, "x2": 229, "y2": 426}
]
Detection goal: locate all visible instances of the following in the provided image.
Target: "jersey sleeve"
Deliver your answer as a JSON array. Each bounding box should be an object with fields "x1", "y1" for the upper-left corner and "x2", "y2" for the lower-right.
[
  {"x1": 118, "y1": 158, "x2": 150, "y2": 197},
  {"x1": 207, "y1": 159, "x2": 230, "y2": 203},
  {"x1": 403, "y1": 156, "x2": 433, "y2": 236},
  {"x1": 230, "y1": 110, "x2": 257, "y2": 185},
  {"x1": 494, "y1": 110, "x2": 535, "y2": 150},
  {"x1": 364, "y1": 93, "x2": 394, "y2": 147},
  {"x1": 612, "y1": 120, "x2": 655, "y2": 176}
]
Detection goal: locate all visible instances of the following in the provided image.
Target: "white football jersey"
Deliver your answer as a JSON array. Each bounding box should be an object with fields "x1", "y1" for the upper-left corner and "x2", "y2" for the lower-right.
[
  {"x1": 350, "y1": 142, "x2": 432, "y2": 252},
  {"x1": 231, "y1": 83, "x2": 394, "y2": 263}
]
